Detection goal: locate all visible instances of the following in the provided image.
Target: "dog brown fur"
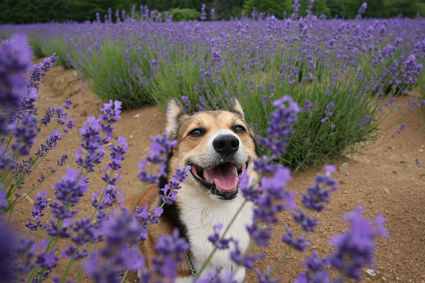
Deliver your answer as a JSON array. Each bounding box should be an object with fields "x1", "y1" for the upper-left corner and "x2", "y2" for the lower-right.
[{"x1": 125, "y1": 189, "x2": 192, "y2": 277}]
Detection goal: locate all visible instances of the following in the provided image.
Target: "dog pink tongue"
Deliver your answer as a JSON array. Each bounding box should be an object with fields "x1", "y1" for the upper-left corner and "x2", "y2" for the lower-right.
[{"x1": 208, "y1": 164, "x2": 238, "y2": 191}]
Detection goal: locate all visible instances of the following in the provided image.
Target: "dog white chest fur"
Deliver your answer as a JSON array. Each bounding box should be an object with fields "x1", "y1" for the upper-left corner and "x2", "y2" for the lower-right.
[{"x1": 177, "y1": 186, "x2": 254, "y2": 282}]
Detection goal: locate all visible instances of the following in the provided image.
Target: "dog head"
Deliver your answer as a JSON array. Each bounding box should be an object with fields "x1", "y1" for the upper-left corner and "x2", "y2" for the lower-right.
[{"x1": 164, "y1": 97, "x2": 258, "y2": 201}]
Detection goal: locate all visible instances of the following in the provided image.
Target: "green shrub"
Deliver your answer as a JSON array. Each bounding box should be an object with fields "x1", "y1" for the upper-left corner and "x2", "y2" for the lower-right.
[
  {"x1": 28, "y1": 37, "x2": 46, "y2": 58},
  {"x1": 168, "y1": 8, "x2": 200, "y2": 21},
  {"x1": 41, "y1": 37, "x2": 75, "y2": 68},
  {"x1": 69, "y1": 40, "x2": 154, "y2": 108}
]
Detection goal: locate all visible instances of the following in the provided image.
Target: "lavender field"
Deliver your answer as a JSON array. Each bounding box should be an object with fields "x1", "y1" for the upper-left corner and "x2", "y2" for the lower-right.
[
  {"x1": 1, "y1": 2, "x2": 425, "y2": 283},
  {"x1": 4, "y1": 4, "x2": 425, "y2": 170}
]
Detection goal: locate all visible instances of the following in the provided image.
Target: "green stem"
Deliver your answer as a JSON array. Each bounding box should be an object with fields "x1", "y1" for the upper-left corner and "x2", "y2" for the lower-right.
[
  {"x1": 75, "y1": 243, "x2": 96, "y2": 283},
  {"x1": 270, "y1": 224, "x2": 304, "y2": 278},
  {"x1": 121, "y1": 270, "x2": 130, "y2": 283}
]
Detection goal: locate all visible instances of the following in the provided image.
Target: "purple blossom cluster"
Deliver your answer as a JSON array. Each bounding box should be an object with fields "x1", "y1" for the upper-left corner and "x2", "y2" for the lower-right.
[
  {"x1": 328, "y1": 207, "x2": 388, "y2": 281},
  {"x1": 137, "y1": 132, "x2": 178, "y2": 184}
]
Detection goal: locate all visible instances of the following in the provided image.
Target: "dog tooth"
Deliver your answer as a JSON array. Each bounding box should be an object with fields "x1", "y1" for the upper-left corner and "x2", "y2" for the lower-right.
[{"x1": 204, "y1": 170, "x2": 209, "y2": 180}]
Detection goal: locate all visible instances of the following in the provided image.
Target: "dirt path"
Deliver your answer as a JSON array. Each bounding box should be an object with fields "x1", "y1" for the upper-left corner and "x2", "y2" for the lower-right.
[{"x1": 11, "y1": 62, "x2": 425, "y2": 282}]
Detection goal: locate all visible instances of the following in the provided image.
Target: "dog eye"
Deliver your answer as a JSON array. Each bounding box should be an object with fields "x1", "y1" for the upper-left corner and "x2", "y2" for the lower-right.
[
  {"x1": 188, "y1": 128, "x2": 205, "y2": 137},
  {"x1": 232, "y1": 125, "x2": 246, "y2": 134}
]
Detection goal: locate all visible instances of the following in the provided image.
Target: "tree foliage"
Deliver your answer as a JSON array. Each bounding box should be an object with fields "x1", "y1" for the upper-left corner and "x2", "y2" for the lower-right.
[
  {"x1": 69, "y1": 0, "x2": 134, "y2": 22},
  {"x1": 243, "y1": 0, "x2": 290, "y2": 19},
  {"x1": 168, "y1": 8, "x2": 200, "y2": 21},
  {"x1": 0, "y1": 0, "x2": 425, "y2": 24},
  {"x1": 0, "y1": 0, "x2": 70, "y2": 24}
]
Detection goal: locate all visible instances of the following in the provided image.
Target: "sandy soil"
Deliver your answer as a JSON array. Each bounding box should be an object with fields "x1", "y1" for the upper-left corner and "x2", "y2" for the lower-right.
[{"x1": 10, "y1": 61, "x2": 425, "y2": 283}]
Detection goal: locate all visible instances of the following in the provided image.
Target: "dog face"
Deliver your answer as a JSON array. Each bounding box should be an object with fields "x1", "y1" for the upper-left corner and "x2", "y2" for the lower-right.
[{"x1": 165, "y1": 98, "x2": 258, "y2": 201}]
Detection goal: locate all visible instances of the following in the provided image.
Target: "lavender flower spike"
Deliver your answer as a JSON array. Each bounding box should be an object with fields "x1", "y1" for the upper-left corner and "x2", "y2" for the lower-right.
[
  {"x1": 328, "y1": 206, "x2": 388, "y2": 281},
  {"x1": 0, "y1": 34, "x2": 32, "y2": 111},
  {"x1": 258, "y1": 96, "x2": 300, "y2": 157},
  {"x1": 358, "y1": 3, "x2": 367, "y2": 15}
]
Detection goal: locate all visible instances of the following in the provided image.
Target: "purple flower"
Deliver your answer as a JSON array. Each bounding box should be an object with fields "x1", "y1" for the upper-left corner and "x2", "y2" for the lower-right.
[
  {"x1": 100, "y1": 100, "x2": 122, "y2": 125},
  {"x1": 0, "y1": 222, "x2": 17, "y2": 281},
  {"x1": 147, "y1": 133, "x2": 177, "y2": 163},
  {"x1": 28, "y1": 53, "x2": 58, "y2": 91},
  {"x1": 358, "y1": 3, "x2": 367, "y2": 15},
  {"x1": 9, "y1": 113, "x2": 38, "y2": 156},
  {"x1": 402, "y1": 55, "x2": 422, "y2": 84},
  {"x1": 252, "y1": 165, "x2": 295, "y2": 223},
  {"x1": 137, "y1": 159, "x2": 161, "y2": 184},
  {"x1": 230, "y1": 240, "x2": 264, "y2": 269},
  {"x1": 415, "y1": 158, "x2": 421, "y2": 168},
  {"x1": 200, "y1": 4, "x2": 207, "y2": 20},
  {"x1": 281, "y1": 226, "x2": 311, "y2": 251},
  {"x1": 324, "y1": 165, "x2": 336, "y2": 176},
  {"x1": 324, "y1": 102, "x2": 334, "y2": 117},
  {"x1": 256, "y1": 267, "x2": 278, "y2": 283},
  {"x1": 160, "y1": 184, "x2": 178, "y2": 205},
  {"x1": 292, "y1": 209, "x2": 319, "y2": 232},
  {"x1": 301, "y1": 169, "x2": 338, "y2": 212},
  {"x1": 293, "y1": 0, "x2": 300, "y2": 14},
  {"x1": 34, "y1": 128, "x2": 63, "y2": 159},
  {"x1": 182, "y1": 95, "x2": 191, "y2": 106},
  {"x1": 108, "y1": 136, "x2": 128, "y2": 171},
  {"x1": 57, "y1": 154, "x2": 68, "y2": 167},
  {"x1": 302, "y1": 99, "x2": 313, "y2": 113},
  {"x1": 0, "y1": 34, "x2": 32, "y2": 113},
  {"x1": 71, "y1": 217, "x2": 96, "y2": 246},
  {"x1": 253, "y1": 156, "x2": 279, "y2": 175},
  {"x1": 212, "y1": 49, "x2": 222, "y2": 62},
  {"x1": 26, "y1": 190, "x2": 50, "y2": 231},
  {"x1": 294, "y1": 250, "x2": 331, "y2": 283},
  {"x1": 138, "y1": 133, "x2": 177, "y2": 184},
  {"x1": 152, "y1": 228, "x2": 189, "y2": 278},
  {"x1": 258, "y1": 96, "x2": 300, "y2": 157},
  {"x1": 52, "y1": 168, "x2": 88, "y2": 205},
  {"x1": 327, "y1": 206, "x2": 388, "y2": 281},
  {"x1": 84, "y1": 209, "x2": 145, "y2": 282},
  {"x1": 77, "y1": 116, "x2": 107, "y2": 172},
  {"x1": 160, "y1": 166, "x2": 191, "y2": 203},
  {"x1": 239, "y1": 171, "x2": 261, "y2": 203},
  {"x1": 35, "y1": 251, "x2": 59, "y2": 268},
  {"x1": 62, "y1": 244, "x2": 88, "y2": 260},
  {"x1": 208, "y1": 223, "x2": 233, "y2": 249},
  {"x1": 0, "y1": 145, "x2": 16, "y2": 171},
  {"x1": 246, "y1": 220, "x2": 273, "y2": 247}
]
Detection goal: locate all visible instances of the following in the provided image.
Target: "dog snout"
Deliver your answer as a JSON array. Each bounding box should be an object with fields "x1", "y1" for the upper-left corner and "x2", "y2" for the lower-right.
[{"x1": 213, "y1": 134, "x2": 239, "y2": 155}]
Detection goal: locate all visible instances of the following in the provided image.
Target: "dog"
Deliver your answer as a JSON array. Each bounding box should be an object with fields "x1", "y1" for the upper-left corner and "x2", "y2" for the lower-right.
[{"x1": 125, "y1": 97, "x2": 259, "y2": 282}]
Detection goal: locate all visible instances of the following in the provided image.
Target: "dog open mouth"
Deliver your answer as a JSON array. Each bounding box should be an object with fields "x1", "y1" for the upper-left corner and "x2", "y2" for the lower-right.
[{"x1": 190, "y1": 162, "x2": 247, "y2": 200}]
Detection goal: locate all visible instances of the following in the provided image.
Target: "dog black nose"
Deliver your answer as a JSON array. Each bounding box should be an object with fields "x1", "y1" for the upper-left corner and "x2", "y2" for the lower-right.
[{"x1": 213, "y1": 134, "x2": 239, "y2": 155}]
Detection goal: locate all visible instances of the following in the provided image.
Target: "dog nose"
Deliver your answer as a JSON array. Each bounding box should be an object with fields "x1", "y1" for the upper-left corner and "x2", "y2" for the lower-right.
[{"x1": 213, "y1": 135, "x2": 239, "y2": 155}]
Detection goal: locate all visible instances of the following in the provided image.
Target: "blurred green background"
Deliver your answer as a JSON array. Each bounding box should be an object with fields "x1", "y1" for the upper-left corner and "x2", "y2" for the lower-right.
[{"x1": 0, "y1": 0, "x2": 424, "y2": 24}]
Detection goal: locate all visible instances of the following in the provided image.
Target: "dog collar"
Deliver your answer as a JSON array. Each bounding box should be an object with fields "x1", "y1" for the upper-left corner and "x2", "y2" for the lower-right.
[
  {"x1": 184, "y1": 253, "x2": 224, "y2": 278},
  {"x1": 184, "y1": 253, "x2": 197, "y2": 277}
]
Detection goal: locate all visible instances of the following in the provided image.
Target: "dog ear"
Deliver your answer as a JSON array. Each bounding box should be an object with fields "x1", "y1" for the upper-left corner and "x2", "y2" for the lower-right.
[
  {"x1": 229, "y1": 97, "x2": 245, "y2": 120},
  {"x1": 165, "y1": 98, "x2": 189, "y2": 139}
]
